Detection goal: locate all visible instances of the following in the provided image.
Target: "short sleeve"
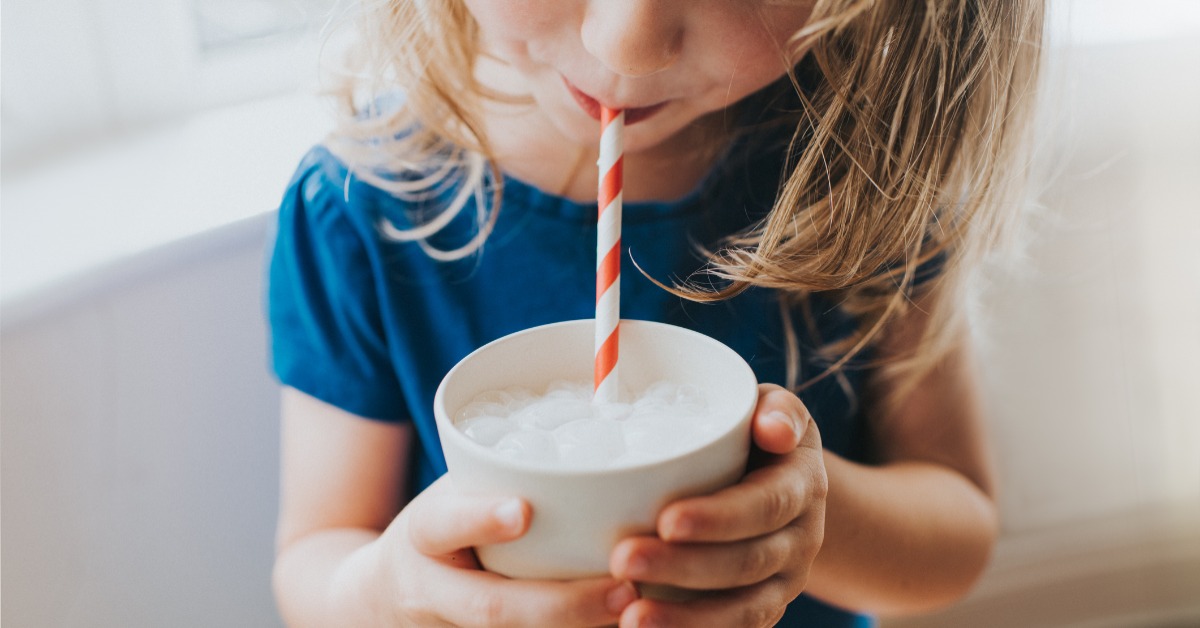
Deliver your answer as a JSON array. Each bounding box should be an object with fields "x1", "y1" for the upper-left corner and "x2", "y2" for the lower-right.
[{"x1": 266, "y1": 148, "x2": 408, "y2": 421}]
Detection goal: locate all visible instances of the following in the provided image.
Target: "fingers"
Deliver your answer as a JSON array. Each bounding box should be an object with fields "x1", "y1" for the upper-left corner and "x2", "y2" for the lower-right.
[
  {"x1": 611, "y1": 525, "x2": 812, "y2": 590},
  {"x1": 426, "y1": 569, "x2": 638, "y2": 628},
  {"x1": 619, "y1": 577, "x2": 799, "y2": 628},
  {"x1": 655, "y1": 456, "x2": 823, "y2": 543},
  {"x1": 401, "y1": 478, "x2": 640, "y2": 627},
  {"x1": 654, "y1": 384, "x2": 824, "y2": 544},
  {"x1": 407, "y1": 479, "x2": 531, "y2": 557},
  {"x1": 752, "y1": 384, "x2": 816, "y2": 455}
]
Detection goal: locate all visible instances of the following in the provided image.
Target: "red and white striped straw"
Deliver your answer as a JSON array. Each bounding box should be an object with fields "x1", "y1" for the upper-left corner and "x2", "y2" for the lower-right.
[{"x1": 595, "y1": 107, "x2": 624, "y2": 403}]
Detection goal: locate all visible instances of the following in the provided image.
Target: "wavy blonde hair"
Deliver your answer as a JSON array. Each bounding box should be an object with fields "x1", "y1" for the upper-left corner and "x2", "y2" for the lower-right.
[{"x1": 320, "y1": 0, "x2": 1044, "y2": 409}]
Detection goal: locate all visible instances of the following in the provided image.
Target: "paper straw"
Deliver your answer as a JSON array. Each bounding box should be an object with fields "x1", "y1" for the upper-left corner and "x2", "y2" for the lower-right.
[{"x1": 595, "y1": 107, "x2": 623, "y2": 403}]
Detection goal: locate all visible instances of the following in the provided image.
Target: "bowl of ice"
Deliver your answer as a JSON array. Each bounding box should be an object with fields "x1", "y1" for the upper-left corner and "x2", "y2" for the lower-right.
[{"x1": 434, "y1": 319, "x2": 758, "y2": 580}]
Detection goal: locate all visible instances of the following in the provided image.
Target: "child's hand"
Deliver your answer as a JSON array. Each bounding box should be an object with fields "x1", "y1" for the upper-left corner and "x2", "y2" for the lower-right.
[
  {"x1": 609, "y1": 383, "x2": 827, "y2": 627},
  {"x1": 380, "y1": 476, "x2": 639, "y2": 627}
]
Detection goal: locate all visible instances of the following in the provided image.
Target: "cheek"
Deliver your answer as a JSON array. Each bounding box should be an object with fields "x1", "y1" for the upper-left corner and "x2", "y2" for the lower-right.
[
  {"x1": 731, "y1": 47, "x2": 792, "y2": 93},
  {"x1": 462, "y1": 0, "x2": 568, "y2": 46},
  {"x1": 696, "y1": 37, "x2": 792, "y2": 109},
  {"x1": 702, "y1": 8, "x2": 810, "y2": 103}
]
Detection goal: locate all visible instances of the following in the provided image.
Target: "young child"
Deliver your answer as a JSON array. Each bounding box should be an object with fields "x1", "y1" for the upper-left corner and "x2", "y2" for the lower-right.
[{"x1": 268, "y1": 1, "x2": 1044, "y2": 626}]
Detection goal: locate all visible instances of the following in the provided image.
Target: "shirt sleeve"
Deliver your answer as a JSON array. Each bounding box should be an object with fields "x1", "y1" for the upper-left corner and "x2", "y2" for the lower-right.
[{"x1": 266, "y1": 148, "x2": 408, "y2": 421}]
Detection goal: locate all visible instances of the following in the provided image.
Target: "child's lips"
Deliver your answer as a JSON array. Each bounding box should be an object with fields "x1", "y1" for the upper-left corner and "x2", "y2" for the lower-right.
[{"x1": 562, "y1": 77, "x2": 668, "y2": 125}]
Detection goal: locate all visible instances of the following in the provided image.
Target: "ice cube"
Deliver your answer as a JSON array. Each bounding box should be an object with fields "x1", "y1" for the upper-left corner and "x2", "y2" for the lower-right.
[
  {"x1": 495, "y1": 430, "x2": 558, "y2": 465},
  {"x1": 594, "y1": 401, "x2": 633, "y2": 422},
  {"x1": 640, "y1": 381, "x2": 680, "y2": 403},
  {"x1": 554, "y1": 418, "x2": 625, "y2": 468},
  {"x1": 460, "y1": 415, "x2": 517, "y2": 446},
  {"x1": 623, "y1": 411, "x2": 691, "y2": 458},
  {"x1": 513, "y1": 398, "x2": 594, "y2": 430},
  {"x1": 459, "y1": 378, "x2": 719, "y2": 469},
  {"x1": 633, "y1": 381, "x2": 685, "y2": 415},
  {"x1": 456, "y1": 401, "x2": 508, "y2": 421}
]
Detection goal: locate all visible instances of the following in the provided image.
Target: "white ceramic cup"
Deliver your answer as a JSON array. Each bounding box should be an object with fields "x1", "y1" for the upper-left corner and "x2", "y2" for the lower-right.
[{"x1": 433, "y1": 319, "x2": 759, "y2": 580}]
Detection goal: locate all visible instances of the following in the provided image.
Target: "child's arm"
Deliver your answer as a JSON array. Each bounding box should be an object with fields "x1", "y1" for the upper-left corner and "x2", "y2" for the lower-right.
[
  {"x1": 272, "y1": 387, "x2": 638, "y2": 627},
  {"x1": 804, "y1": 302, "x2": 998, "y2": 615},
  {"x1": 609, "y1": 297, "x2": 998, "y2": 625}
]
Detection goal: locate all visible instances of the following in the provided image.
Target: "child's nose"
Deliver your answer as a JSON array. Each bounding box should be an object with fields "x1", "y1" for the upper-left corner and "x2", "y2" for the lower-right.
[{"x1": 580, "y1": 0, "x2": 683, "y2": 78}]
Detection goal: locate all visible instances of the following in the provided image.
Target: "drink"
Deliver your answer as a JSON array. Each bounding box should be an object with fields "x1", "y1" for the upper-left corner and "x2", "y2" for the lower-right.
[{"x1": 454, "y1": 381, "x2": 723, "y2": 469}]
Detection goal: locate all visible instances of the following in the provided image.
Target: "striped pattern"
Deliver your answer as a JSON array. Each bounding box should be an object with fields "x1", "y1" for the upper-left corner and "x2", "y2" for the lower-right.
[{"x1": 595, "y1": 107, "x2": 624, "y2": 403}]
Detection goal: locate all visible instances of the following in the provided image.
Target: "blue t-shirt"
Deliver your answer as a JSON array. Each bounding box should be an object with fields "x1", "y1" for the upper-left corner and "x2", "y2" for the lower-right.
[{"x1": 267, "y1": 139, "x2": 877, "y2": 626}]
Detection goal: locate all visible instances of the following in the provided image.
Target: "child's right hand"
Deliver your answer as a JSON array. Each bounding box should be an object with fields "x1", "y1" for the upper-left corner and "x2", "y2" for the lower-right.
[{"x1": 377, "y1": 475, "x2": 639, "y2": 626}]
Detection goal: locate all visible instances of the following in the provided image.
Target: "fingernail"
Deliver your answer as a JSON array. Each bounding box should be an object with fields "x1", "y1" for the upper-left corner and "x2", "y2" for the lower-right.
[
  {"x1": 665, "y1": 514, "x2": 692, "y2": 540},
  {"x1": 494, "y1": 499, "x2": 524, "y2": 531},
  {"x1": 767, "y1": 410, "x2": 801, "y2": 445},
  {"x1": 634, "y1": 613, "x2": 663, "y2": 628},
  {"x1": 606, "y1": 581, "x2": 638, "y2": 615},
  {"x1": 623, "y1": 553, "x2": 649, "y2": 578}
]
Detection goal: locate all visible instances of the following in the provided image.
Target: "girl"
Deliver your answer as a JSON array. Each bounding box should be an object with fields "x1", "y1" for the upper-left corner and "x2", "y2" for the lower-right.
[{"x1": 268, "y1": 1, "x2": 1043, "y2": 626}]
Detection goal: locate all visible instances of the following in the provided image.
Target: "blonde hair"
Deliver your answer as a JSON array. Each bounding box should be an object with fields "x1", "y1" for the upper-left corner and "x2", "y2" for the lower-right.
[{"x1": 321, "y1": 0, "x2": 1044, "y2": 409}]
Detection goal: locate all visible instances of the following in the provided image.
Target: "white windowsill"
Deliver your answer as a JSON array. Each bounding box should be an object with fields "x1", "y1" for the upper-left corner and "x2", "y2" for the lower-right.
[{"x1": 1, "y1": 92, "x2": 335, "y2": 311}]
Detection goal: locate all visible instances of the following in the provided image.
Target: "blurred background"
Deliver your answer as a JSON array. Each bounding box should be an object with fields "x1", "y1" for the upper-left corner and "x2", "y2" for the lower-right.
[{"x1": 2, "y1": 0, "x2": 1198, "y2": 626}]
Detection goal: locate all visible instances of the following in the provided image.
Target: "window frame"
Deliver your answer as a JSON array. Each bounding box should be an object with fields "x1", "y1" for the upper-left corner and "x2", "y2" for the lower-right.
[{"x1": 1, "y1": 0, "x2": 334, "y2": 165}]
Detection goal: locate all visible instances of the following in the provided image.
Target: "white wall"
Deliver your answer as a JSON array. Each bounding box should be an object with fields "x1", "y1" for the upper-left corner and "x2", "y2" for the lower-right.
[
  {"x1": 982, "y1": 35, "x2": 1200, "y2": 535},
  {"x1": 2, "y1": 219, "x2": 285, "y2": 627},
  {"x1": 885, "y1": 28, "x2": 1200, "y2": 628}
]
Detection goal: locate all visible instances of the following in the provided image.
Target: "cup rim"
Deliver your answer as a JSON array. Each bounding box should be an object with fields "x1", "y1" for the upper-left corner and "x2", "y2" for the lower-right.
[{"x1": 433, "y1": 318, "x2": 759, "y2": 477}]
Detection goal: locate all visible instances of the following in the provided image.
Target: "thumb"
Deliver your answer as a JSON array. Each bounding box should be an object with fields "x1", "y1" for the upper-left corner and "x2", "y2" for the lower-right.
[
  {"x1": 407, "y1": 477, "x2": 531, "y2": 557},
  {"x1": 751, "y1": 384, "x2": 811, "y2": 455}
]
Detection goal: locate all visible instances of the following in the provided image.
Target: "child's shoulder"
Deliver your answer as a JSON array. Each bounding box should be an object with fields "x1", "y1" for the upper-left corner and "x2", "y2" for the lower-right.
[
  {"x1": 276, "y1": 144, "x2": 400, "y2": 253},
  {"x1": 281, "y1": 144, "x2": 403, "y2": 223},
  {"x1": 279, "y1": 141, "x2": 455, "y2": 252},
  {"x1": 285, "y1": 144, "x2": 352, "y2": 205}
]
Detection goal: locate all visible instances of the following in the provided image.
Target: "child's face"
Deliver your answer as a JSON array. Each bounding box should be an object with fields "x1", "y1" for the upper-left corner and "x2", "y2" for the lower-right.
[{"x1": 464, "y1": 0, "x2": 814, "y2": 154}]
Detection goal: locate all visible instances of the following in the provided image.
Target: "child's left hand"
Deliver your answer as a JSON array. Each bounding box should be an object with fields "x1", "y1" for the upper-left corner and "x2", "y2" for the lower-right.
[{"x1": 610, "y1": 383, "x2": 827, "y2": 627}]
